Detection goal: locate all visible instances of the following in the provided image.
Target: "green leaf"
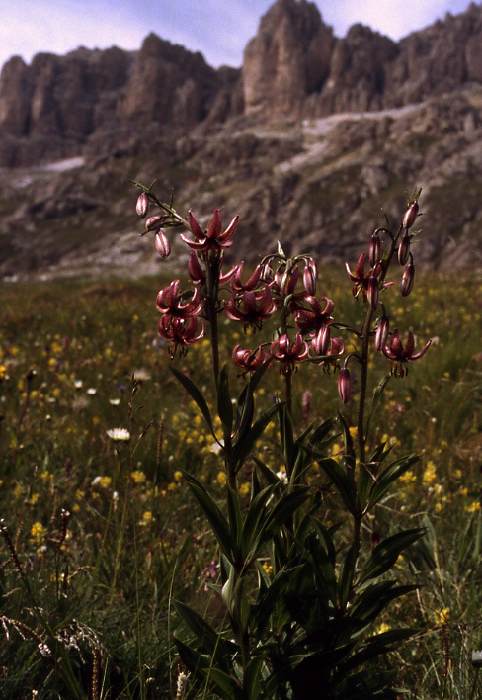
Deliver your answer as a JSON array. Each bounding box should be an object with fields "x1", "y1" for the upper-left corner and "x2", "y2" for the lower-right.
[
  {"x1": 217, "y1": 365, "x2": 233, "y2": 434},
  {"x1": 184, "y1": 473, "x2": 235, "y2": 561},
  {"x1": 175, "y1": 600, "x2": 218, "y2": 649},
  {"x1": 365, "y1": 374, "x2": 391, "y2": 437},
  {"x1": 279, "y1": 403, "x2": 296, "y2": 472},
  {"x1": 361, "y1": 528, "x2": 424, "y2": 583},
  {"x1": 339, "y1": 543, "x2": 358, "y2": 608},
  {"x1": 350, "y1": 583, "x2": 418, "y2": 626},
  {"x1": 226, "y1": 486, "x2": 242, "y2": 548},
  {"x1": 317, "y1": 457, "x2": 359, "y2": 515},
  {"x1": 204, "y1": 668, "x2": 241, "y2": 700},
  {"x1": 242, "y1": 484, "x2": 277, "y2": 559},
  {"x1": 262, "y1": 488, "x2": 310, "y2": 540},
  {"x1": 338, "y1": 413, "x2": 356, "y2": 471},
  {"x1": 337, "y1": 628, "x2": 416, "y2": 675},
  {"x1": 254, "y1": 457, "x2": 279, "y2": 485},
  {"x1": 245, "y1": 657, "x2": 264, "y2": 700},
  {"x1": 175, "y1": 637, "x2": 207, "y2": 675},
  {"x1": 368, "y1": 455, "x2": 419, "y2": 508},
  {"x1": 233, "y1": 404, "x2": 278, "y2": 470},
  {"x1": 171, "y1": 367, "x2": 215, "y2": 436}
]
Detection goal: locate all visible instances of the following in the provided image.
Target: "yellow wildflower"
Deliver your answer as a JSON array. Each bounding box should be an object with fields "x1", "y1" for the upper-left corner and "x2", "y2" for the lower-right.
[
  {"x1": 465, "y1": 501, "x2": 480, "y2": 513},
  {"x1": 216, "y1": 472, "x2": 227, "y2": 486},
  {"x1": 376, "y1": 622, "x2": 391, "y2": 635},
  {"x1": 434, "y1": 607, "x2": 450, "y2": 625},
  {"x1": 239, "y1": 482, "x2": 251, "y2": 497},
  {"x1": 130, "y1": 470, "x2": 146, "y2": 484},
  {"x1": 174, "y1": 471, "x2": 183, "y2": 482},
  {"x1": 140, "y1": 511, "x2": 153, "y2": 526},
  {"x1": 31, "y1": 522, "x2": 46, "y2": 543},
  {"x1": 400, "y1": 470, "x2": 417, "y2": 484},
  {"x1": 423, "y1": 461, "x2": 437, "y2": 485}
]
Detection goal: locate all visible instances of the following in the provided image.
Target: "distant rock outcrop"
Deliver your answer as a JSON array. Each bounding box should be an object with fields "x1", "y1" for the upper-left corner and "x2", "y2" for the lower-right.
[
  {"x1": 0, "y1": 0, "x2": 482, "y2": 277},
  {"x1": 242, "y1": 0, "x2": 482, "y2": 118}
]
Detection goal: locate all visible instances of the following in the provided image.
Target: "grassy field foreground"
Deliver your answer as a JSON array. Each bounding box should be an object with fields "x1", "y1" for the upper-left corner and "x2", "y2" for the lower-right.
[{"x1": 0, "y1": 270, "x2": 480, "y2": 698}]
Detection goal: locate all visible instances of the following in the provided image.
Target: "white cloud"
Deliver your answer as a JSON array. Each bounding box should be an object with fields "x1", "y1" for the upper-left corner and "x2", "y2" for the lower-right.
[{"x1": 319, "y1": 0, "x2": 473, "y2": 40}]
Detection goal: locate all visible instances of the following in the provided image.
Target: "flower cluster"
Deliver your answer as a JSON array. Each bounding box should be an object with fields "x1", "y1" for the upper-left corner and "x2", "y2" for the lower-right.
[{"x1": 136, "y1": 188, "x2": 432, "y2": 398}]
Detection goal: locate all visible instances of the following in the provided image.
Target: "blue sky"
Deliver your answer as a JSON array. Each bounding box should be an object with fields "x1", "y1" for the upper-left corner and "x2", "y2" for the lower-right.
[{"x1": 0, "y1": 0, "x2": 475, "y2": 71}]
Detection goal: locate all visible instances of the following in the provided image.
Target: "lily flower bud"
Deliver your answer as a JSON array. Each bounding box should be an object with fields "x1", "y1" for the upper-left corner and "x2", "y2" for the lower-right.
[
  {"x1": 303, "y1": 259, "x2": 317, "y2": 295},
  {"x1": 366, "y1": 275, "x2": 379, "y2": 310},
  {"x1": 154, "y1": 230, "x2": 171, "y2": 258},
  {"x1": 338, "y1": 367, "x2": 353, "y2": 403},
  {"x1": 402, "y1": 201, "x2": 419, "y2": 230},
  {"x1": 401, "y1": 255, "x2": 415, "y2": 297},
  {"x1": 188, "y1": 252, "x2": 204, "y2": 284},
  {"x1": 375, "y1": 314, "x2": 389, "y2": 352},
  {"x1": 368, "y1": 233, "x2": 381, "y2": 266},
  {"x1": 312, "y1": 324, "x2": 331, "y2": 355},
  {"x1": 145, "y1": 215, "x2": 163, "y2": 232},
  {"x1": 136, "y1": 192, "x2": 149, "y2": 218},
  {"x1": 398, "y1": 233, "x2": 411, "y2": 266}
]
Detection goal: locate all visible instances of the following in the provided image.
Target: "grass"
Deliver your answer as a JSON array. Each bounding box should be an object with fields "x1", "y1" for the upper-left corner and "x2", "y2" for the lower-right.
[{"x1": 0, "y1": 269, "x2": 480, "y2": 698}]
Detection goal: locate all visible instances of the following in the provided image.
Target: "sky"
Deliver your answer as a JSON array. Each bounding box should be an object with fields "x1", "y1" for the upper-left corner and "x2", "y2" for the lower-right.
[{"x1": 0, "y1": 0, "x2": 476, "y2": 71}]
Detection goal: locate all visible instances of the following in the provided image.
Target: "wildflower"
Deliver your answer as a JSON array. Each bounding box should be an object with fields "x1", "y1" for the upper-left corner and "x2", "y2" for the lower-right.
[
  {"x1": 423, "y1": 461, "x2": 437, "y2": 485},
  {"x1": 31, "y1": 522, "x2": 45, "y2": 543},
  {"x1": 91, "y1": 476, "x2": 112, "y2": 488},
  {"x1": 398, "y1": 233, "x2": 411, "y2": 265},
  {"x1": 338, "y1": 367, "x2": 353, "y2": 403},
  {"x1": 383, "y1": 330, "x2": 432, "y2": 376},
  {"x1": 465, "y1": 501, "x2": 481, "y2": 513},
  {"x1": 232, "y1": 344, "x2": 271, "y2": 373},
  {"x1": 156, "y1": 281, "x2": 202, "y2": 320},
  {"x1": 173, "y1": 471, "x2": 183, "y2": 482},
  {"x1": 0, "y1": 364, "x2": 7, "y2": 380},
  {"x1": 216, "y1": 471, "x2": 227, "y2": 486},
  {"x1": 276, "y1": 467, "x2": 288, "y2": 484},
  {"x1": 302, "y1": 259, "x2": 317, "y2": 295},
  {"x1": 154, "y1": 230, "x2": 171, "y2": 258},
  {"x1": 400, "y1": 470, "x2": 417, "y2": 484},
  {"x1": 366, "y1": 275, "x2": 379, "y2": 310},
  {"x1": 109, "y1": 398, "x2": 121, "y2": 406},
  {"x1": 133, "y1": 368, "x2": 151, "y2": 382},
  {"x1": 375, "y1": 622, "x2": 391, "y2": 635},
  {"x1": 239, "y1": 481, "x2": 251, "y2": 497},
  {"x1": 311, "y1": 330, "x2": 344, "y2": 363},
  {"x1": 86, "y1": 388, "x2": 97, "y2": 395},
  {"x1": 231, "y1": 262, "x2": 264, "y2": 292},
  {"x1": 402, "y1": 200, "x2": 419, "y2": 230},
  {"x1": 140, "y1": 511, "x2": 153, "y2": 526},
  {"x1": 181, "y1": 208, "x2": 239, "y2": 252},
  {"x1": 433, "y1": 607, "x2": 450, "y2": 626},
  {"x1": 401, "y1": 255, "x2": 415, "y2": 297},
  {"x1": 130, "y1": 470, "x2": 146, "y2": 484},
  {"x1": 135, "y1": 192, "x2": 149, "y2": 218},
  {"x1": 106, "y1": 428, "x2": 131, "y2": 441},
  {"x1": 158, "y1": 316, "x2": 204, "y2": 355},
  {"x1": 293, "y1": 296, "x2": 334, "y2": 335},
  {"x1": 271, "y1": 333, "x2": 309, "y2": 374},
  {"x1": 368, "y1": 232, "x2": 381, "y2": 266},
  {"x1": 262, "y1": 561, "x2": 274, "y2": 575},
  {"x1": 225, "y1": 288, "x2": 276, "y2": 328},
  {"x1": 374, "y1": 314, "x2": 390, "y2": 352}
]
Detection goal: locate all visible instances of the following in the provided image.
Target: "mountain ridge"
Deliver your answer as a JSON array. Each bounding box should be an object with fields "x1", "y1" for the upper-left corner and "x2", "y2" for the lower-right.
[{"x1": 0, "y1": 0, "x2": 481, "y2": 277}]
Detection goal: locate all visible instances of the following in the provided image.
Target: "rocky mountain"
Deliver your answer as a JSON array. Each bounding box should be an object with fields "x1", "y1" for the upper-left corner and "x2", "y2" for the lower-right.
[{"x1": 0, "y1": 0, "x2": 481, "y2": 278}]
